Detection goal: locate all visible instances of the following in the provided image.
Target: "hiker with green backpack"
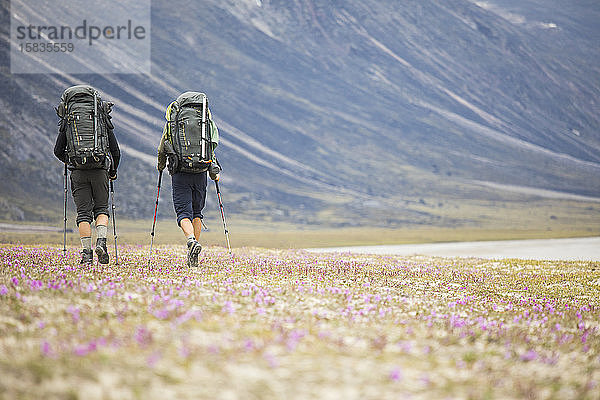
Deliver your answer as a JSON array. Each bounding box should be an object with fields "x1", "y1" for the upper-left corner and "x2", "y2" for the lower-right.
[
  {"x1": 53, "y1": 85, "x2": 121, "y2": 265},
  {"x1": 157, "y1": 92, "x2": 220, "y2": 267}
]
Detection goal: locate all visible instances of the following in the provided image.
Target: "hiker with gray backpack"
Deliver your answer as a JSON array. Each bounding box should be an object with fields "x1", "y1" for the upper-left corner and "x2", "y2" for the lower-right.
[
  {"x1": 156, "y1": 91, "x2": 220, "y2": 267},
  {"x1": 53, "y1": 85, "x2": 121, "y2": 265}
]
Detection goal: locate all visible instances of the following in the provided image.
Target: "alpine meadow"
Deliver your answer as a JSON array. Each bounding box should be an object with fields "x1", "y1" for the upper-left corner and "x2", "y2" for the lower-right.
[{"x1": 1, "y1": 1, "x2": 600, "y2": 399}]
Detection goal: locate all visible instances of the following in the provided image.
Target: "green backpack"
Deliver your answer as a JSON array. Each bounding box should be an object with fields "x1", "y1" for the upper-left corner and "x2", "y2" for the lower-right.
[
  {"x1": 164, "y1": 92, "x2": 219, "y2": 174},
  {"x1": 55, "y1": 85, "x2": 114, "y2": 170}
]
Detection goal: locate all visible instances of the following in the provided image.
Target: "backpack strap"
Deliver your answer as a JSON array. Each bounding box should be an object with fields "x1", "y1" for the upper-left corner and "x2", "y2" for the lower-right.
[
  {"x1": 55, "y1": 102, "x2": 66, "y2": 118},
  {"x1": 165, "y1": 100, "x2": 184, "y2": 170},
  {"x1": 164, "y1": 101, "x2": 178, "y2": 142},
  {"x1": 55, "y1": 102, "x2": 67, "y2": 132}
]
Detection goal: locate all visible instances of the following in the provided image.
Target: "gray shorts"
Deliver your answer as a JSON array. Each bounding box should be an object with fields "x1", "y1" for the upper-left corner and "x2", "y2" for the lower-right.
[{"x1": 70, "y1": 169, "x2": 109, "y2": 225}]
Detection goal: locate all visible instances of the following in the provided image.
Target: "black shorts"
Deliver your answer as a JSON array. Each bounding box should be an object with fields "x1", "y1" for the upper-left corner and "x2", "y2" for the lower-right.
[
  {"x1": 171, "y1": 172, "x2": 207, "y2": 226},
  {"x1": 70, "y1": 169, "x2": 109, "y2": 225}
]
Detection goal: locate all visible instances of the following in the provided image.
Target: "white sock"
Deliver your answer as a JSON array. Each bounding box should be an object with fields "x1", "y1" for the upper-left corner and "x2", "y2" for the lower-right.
[
  {"x1": 96, "y1": 225, "x2": 107, "y2": 239},
  {"x1": 81, "y1": 236, "x2": 92, "y2": 250}
]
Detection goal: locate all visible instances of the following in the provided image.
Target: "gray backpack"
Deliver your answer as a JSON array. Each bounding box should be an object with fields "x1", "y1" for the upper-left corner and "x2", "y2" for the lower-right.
[
  {"x1": 56, "y1": 85, "x2": 113, "y2": 170},
  {"x1": 164, "y1": 92, "x2": 218, "y2": 174}
]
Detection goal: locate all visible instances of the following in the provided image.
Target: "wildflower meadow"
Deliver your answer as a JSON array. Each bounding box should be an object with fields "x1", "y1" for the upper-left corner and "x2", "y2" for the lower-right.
[{"x1": 0, "y1": 244, "x2": 598, "y2": 399}]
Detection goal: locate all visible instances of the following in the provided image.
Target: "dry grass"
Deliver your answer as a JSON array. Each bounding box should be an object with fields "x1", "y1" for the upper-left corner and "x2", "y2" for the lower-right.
[{"x1": 1, "y1": 218, "x2": 599, "y2": 249}]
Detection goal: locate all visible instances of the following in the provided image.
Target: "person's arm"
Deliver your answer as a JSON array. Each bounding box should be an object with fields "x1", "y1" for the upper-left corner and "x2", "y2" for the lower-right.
[
  {"x1": 53, "y1": 128, "x2": 68, "y2": 164},
  {"x1": 208, "y1": 110, "x2": 219, "y2": 155},
  {"x1": 207, "y1": 110, "x2": 220, "y2": 180},
  {"x1": 157, "y1": 124, "x2": 168, "y2": 171},
  {"x1": 108, "y1": 128, "x2": 120, "y2": 171}
]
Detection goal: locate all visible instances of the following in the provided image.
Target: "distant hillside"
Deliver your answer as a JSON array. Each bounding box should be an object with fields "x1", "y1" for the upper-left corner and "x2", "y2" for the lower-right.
[{"x1": 1, "y1": 0, "x2": 599, "y2": 228}]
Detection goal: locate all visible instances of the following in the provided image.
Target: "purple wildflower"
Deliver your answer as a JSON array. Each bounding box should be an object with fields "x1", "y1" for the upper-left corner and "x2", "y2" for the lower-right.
[
  {"x1": 389, "y1": 367, "x2": 403, "y2": 381},
  {"x1": 520, "y1": 350, "x2": 538, "y2": 362}
]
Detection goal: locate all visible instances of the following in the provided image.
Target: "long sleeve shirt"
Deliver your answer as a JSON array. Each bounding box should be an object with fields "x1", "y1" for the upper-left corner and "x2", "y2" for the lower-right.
[{"x1": 156, "y1": 123, "x2": 169, "y2": 172}]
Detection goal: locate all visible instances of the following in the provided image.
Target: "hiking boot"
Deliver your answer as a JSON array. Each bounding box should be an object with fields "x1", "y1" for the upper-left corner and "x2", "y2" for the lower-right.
[
  {"x1": 80, "y1": 248, "x2": 93, "y2": 265},
  {"x1": 187, "y1": 240, "x2": 202, "y2": 268},
  {"x1": 95, "y1": 238, "x2": 110, "y2": 264}
]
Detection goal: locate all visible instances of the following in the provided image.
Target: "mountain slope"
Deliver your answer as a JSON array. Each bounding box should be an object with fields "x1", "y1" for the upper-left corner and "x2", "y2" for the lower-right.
[{"x1": 1, "y1": 0, "x2": 599, "y2": 227}]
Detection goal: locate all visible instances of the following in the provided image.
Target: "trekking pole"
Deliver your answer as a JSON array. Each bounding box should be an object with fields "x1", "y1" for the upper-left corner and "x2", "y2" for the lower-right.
[
  {"x1": 110, "y1": 180, "x2": 119, "y2": 265},
  {"x1": 214, "y1": 180, "x2": 232, "y2": 254},
  {"x1": 148, "y1": 170, "x2": 163, "y2": 265},
  {"x1": 63, "y1": 163, "x2": 68, "y2": 256}
]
